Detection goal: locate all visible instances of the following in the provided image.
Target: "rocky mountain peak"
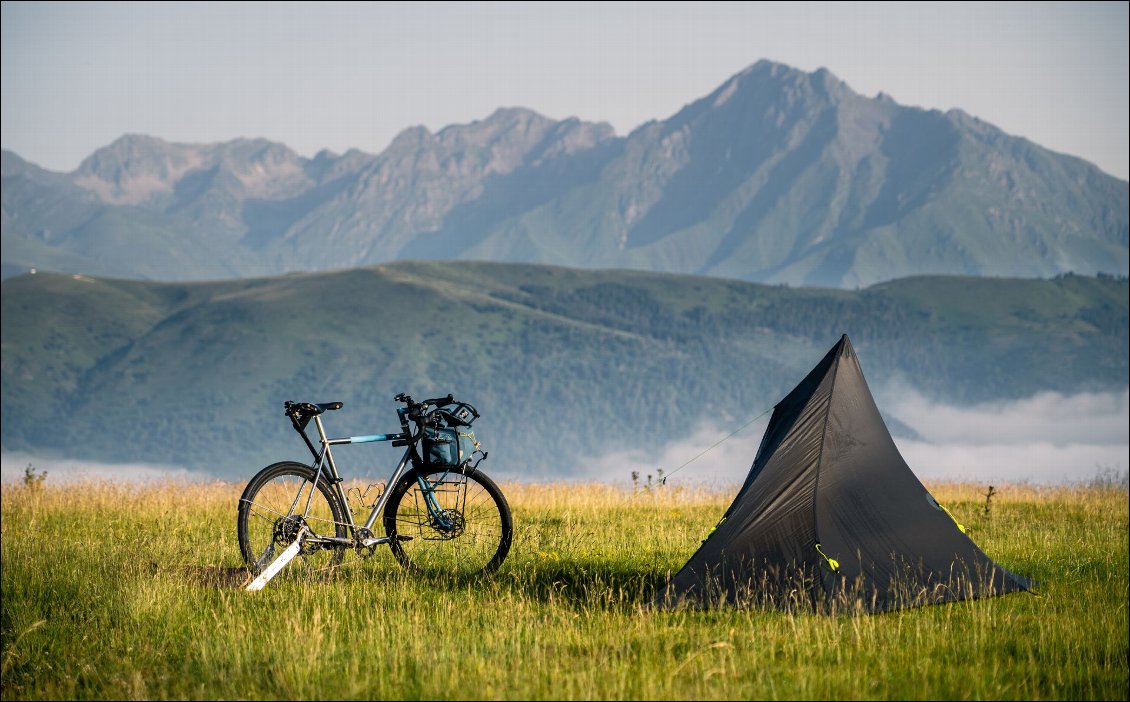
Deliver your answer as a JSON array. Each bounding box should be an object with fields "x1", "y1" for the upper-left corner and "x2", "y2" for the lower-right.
[
  {"x1": 74, "y1": 134, "x2": 205, "y2": 205},
  {"x1": 3, "y1": 60, "x2": 1125, "y2": 286}
]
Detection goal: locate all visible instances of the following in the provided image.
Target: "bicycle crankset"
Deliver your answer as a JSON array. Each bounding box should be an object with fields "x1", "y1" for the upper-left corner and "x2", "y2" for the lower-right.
[{"x1": 356, "y1": 527, "x2": 379, "y2": 558}]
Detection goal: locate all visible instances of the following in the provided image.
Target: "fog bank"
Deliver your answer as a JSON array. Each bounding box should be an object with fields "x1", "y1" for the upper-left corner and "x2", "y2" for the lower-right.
[
  {"x1": 4, "y1": 388, "x2": 1126, "y2": 489},
  {"x1": 580, "y1": 387, "x2": 1129, "y2": 488},
  {"x1": 1, "y1": 452, "x2": 217, "y2": 485}
]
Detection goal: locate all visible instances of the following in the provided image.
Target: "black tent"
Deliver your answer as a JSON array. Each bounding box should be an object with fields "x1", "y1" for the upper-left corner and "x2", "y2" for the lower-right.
[{"x1": 656, "y1": 334, "x2": 1031, "y2": 613}]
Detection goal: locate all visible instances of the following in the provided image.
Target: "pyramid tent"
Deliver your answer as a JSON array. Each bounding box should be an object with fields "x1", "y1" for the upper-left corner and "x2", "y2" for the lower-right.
[{"x1": 656, "y1": 335, "x2": 1031, "y2": 613}]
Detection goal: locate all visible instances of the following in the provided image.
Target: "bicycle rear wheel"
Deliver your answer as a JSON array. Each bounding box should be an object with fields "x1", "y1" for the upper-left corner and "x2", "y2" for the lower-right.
[
  {"x1": 384, "y1": 464, "x2": 513, "y2": 576},
  {"x1": 237, "y1": 461, "x2": 348, "y2": 576}
]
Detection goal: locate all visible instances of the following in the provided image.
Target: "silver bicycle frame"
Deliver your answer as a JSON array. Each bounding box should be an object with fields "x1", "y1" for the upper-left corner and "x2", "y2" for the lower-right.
[{"x1": 300, "y1": 412, "x2": 417, "y2": 545}]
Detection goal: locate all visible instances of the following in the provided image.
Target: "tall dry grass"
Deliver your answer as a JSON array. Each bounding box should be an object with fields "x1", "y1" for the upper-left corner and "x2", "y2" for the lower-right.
[{"x1": 2, "y1": 475, "x2": 1126, "y2": 699}]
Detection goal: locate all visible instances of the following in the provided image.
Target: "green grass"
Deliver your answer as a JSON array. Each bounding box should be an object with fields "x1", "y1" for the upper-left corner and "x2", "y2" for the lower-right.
[{"x1": 2, "y1": 478, "x2": 1127, "y2": 700}]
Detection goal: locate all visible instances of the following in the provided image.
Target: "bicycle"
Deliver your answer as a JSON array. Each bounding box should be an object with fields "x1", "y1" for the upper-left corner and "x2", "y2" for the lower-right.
[{"x1": 237, "y1": 393, "x2": 513, "y2": 590}]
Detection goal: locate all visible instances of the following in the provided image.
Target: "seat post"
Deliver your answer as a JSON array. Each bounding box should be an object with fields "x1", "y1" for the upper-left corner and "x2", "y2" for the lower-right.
[{"x1": 312, "y1": 414, "x2": 344, "y2": 484}]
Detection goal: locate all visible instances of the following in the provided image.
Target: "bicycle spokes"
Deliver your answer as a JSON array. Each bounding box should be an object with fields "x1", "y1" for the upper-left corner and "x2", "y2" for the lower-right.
[
  {"x1": 238, "y1": 465, "x2": 346, "y2": 582},
  {"x1": 385, "y1": 467, "x2": 512, "y2": 576}
]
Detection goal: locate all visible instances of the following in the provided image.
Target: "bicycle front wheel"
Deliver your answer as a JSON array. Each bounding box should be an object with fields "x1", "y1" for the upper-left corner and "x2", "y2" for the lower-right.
[
  {"x1": 384, "y1": 464, "x2": 513, "y2": 576},
  {"x1": 237, "y1": 461, "x2": 348, "y2": 576}
]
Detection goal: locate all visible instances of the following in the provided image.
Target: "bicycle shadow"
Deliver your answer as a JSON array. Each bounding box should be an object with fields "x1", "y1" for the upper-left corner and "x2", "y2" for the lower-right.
[
  {"x1": 178, "y1": 559, "x2": 675, "y2": 606},
  {"x1": 499, "y1": 561, "x2": 675, "y2": 608},
  {"x1": 181, "y1": 565, "x2": 253, "y2": 589},
  {"x1": 337, "y1": 558, "x2": 676, "y2": 608}
]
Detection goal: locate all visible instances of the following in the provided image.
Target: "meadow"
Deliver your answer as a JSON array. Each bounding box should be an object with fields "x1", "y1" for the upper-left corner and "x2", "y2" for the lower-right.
[{"x1": 1, "y1": 474, "x2": 1127, "y2": 700}]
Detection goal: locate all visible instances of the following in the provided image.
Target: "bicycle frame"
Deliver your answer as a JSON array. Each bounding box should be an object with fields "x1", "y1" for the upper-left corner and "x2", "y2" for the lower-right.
[
  {"x1": 296, "y1": 408, "x2": 455, "y2": 550},
  {"x1": 242, "y1": 395, "x2": 510, "y2": 593}
]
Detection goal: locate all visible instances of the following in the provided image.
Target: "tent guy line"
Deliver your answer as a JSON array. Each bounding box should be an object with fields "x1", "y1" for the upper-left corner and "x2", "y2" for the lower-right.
[{"x1": 660, "y1": 406, "x2": 775, "y2": 485}]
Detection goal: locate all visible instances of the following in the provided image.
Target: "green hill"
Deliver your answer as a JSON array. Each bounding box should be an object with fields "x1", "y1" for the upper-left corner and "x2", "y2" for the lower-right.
[{"x1": 2, "y1": 262, "x2": 1126, "y2": 479}]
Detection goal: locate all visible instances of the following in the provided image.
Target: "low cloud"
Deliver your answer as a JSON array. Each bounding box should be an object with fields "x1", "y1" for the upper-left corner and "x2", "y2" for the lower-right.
[
  {"x1": 878, "y1": 384, "x2": 1128, "y2": 485},
  {"x1": 5, "y1": 387, "x2": 1126, "y2": 488},
  {"x1": 893, "y1": 440, "x2": 1127, "y2": 485},
  {"x1": 879, "y1": 384, "x2": 1129, "y2": 447},
  {"x1": 581, "y1": 387, "x2": 1129, "y2": 488},
  {"x1": 579, "y1": 421, "x2": 771, "y2": 488},
  {"x1": 0, "y1": 452, "x2": 218, "y2": 485}
]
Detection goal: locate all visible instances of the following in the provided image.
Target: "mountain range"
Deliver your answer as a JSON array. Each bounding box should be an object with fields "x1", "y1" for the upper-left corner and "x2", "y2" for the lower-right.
[
  {"x1": 2, "y1": 263, "x2": 1125, "y2": 479},
  {"x1": 3, "y1": 60, "x2": 1127, "y2": 287}
]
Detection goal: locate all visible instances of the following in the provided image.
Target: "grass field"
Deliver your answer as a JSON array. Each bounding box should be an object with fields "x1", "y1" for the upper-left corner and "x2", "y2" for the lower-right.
[{"x1": 1, "y1": 475, "x2": 1127, "y2": 700}]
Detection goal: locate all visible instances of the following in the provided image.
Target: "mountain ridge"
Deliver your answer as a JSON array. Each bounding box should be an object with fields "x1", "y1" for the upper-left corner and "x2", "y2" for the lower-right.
[{"x1": 3, "y1": 59, "x2": 1126, "y2": 286}]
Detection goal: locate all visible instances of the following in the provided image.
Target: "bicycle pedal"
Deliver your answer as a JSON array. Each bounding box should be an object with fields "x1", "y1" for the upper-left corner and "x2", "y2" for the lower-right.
[{"x1": 395, "y1": 535, "x2": 414, "y2": 542}]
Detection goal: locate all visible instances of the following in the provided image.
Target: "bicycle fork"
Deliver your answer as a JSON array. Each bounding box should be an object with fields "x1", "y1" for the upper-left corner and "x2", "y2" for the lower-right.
[{"x1": 418, "y1": 469, "x2": 458, "y2": 532}]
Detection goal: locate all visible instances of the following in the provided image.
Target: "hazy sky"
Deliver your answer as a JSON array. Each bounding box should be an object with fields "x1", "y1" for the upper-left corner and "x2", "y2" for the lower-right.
[{"x1": 2, "y1": 1, "x2": 1128, "y2": 180}]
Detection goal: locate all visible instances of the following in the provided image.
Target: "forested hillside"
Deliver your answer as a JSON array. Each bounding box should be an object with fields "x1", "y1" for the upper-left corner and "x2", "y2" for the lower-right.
[{"x1": 2, "y1": 263, "x2": 1126, "y2": 479}]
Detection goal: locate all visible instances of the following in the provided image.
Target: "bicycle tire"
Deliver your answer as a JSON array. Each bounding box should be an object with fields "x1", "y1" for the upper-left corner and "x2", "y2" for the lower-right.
[
  {"x1": 237, "y1": 461, "x2": 348, "y2": 576},
  {"x1": 383, "y1": 464, "x2": 513, "y2": 576}
]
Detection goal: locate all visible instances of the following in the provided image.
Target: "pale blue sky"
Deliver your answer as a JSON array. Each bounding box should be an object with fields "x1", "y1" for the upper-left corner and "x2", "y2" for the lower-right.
[{"x1": 2, "y1": 1, "x2": 1128, "y2": 180}]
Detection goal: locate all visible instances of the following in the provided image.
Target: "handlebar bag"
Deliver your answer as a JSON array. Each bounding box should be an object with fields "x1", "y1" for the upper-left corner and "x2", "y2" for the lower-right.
[{"x1": 423, "y1": 416, "x2": 480, "y2": 468}]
